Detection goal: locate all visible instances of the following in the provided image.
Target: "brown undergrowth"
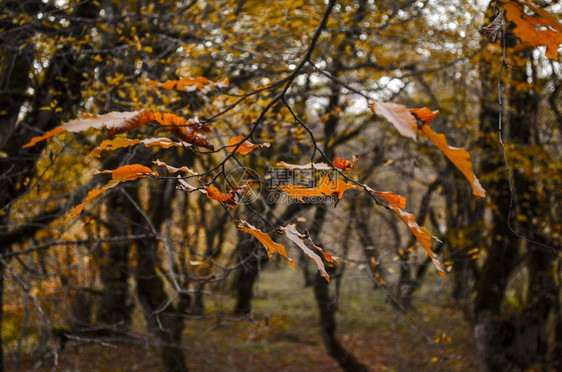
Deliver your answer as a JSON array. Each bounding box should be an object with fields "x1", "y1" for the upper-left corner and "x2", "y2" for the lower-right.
[{"x1": 7, "y1": 265, "x2": 478, "y2": 371}]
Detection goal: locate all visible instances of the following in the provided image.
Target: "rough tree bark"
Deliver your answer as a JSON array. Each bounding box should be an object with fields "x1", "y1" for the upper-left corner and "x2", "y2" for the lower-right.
[
  {"x1": 310, "y1": 205, "x2": 368, "y2": 372},
  {"x1": 96, "y1": 191, "x2": 133, "y2": 331},
  {"x1": 473, "y1": 27, "x2": 520, "y2": 369},
  {"x1": 232, "y1": 201, "x2": 311, "y2": 315},
  {"x1": 440, "y1": 165, "x2": 483, "y2": 304},
  {"x1": 131, "y1": 178, "x2": 189, "y2": 372},
  {"x1": 473, "y1": 7, "x2": 559, "y2": 369},
  {"x1": 306, "y1": 2, "x2": 368, "y2": 366},
  {"x1": 233, "y1": 228, "x2": 266, "y2": 315},
  {"x1": 504, "y1": 49, "x2": 557, "y2": 368},
  {"x1": 0, "y1": 2, "x2": 98, "y2": 367}
]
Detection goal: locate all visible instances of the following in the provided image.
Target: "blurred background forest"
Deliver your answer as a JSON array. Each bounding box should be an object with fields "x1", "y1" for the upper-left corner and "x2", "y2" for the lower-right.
[{"x1": 0, "y1": 0, "x2": 561, "y2": 371}]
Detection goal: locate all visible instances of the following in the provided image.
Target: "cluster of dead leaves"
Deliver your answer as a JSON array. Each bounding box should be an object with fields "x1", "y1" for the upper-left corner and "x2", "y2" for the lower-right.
[
  {"x1": 370, "y1": 101, "x2": 486, "y2": 199},
  {"x1": 274, "y1": 157, "x2": 358, "y2": 201},
  {"x1": 364, "y1": 186, "x2": 446, "y2": 278},
  {"x1": 228, "y1": 135, "x2": 270, "y2": 154},
  {"x1": 152, "y1": 113, "x2": 214, "y2": 150},
  {"x1": 23, "y1": 71, "x2": 495, "y2": 280},
  {"x1": 65, "y1": 164, "x2": 157, "y2": 223},
  {"x1": 238, "y1": 221, "x2": 337, "y2": 282},
  {"x1": 205, "y1": 180, "x2": 253, "y2": 208},
  {"x1": 500, "y1": 0, "x2": 562, "y2": 61},
  {"x1": 24, "y1": 110, "x2": 214, "y2": 151},
  {"x1": 277, "y1": 176, "x2": 355, "y2": 201},
  {"x1": 146, "y1": 76, "x2": 229, "y2": 93}
]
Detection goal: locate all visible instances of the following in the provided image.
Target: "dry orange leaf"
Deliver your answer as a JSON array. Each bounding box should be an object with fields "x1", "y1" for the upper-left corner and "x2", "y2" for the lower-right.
[
  {"x1": 282, "y1": 224, "x2": 333, "y2": 282},
  {"x1": 277, "y1": 161, "x2": 333, "y2": 171},
  {"x1": 147, "y1": 75, "x2": 229, "y2": 93},
  {"x1": 132, "y1": 30, "x2": 142, "y2": 52},
  {"x1": 140, "y1": 137, "x2": 193, "y2": 148},
  {"x1": 153, "y1": 160, "x2": 197, "y2": 175},
  {"x1": 410, "y1": 107, "x2": 438, "y2": 124},
  {"x1": 238, "y1": 220, "x2": 295, "y2": 267},
  {"x1": 152, "y1": 112, "x2": 187, "y2": 126},
  {"x1": 88, "y1": 137, "x2": 192, "y2": 158},
  {"x1": 502, "y1": 0, "x2": 562, "y2": 60},
  {"x1": 419, "y1": 125, "x2": 486, "y2": 198},
  {"x1": 205, "y1": 186, "x2": 228, "y2": 200},
  {"x1": 204, "y1": 179, "x2": 252, "y2": 207},
  {"x1": 65, "y1": 188, "x2": 107, "y2": 223},
  {"x1": 332, "y1": 155, "x2": 358, "y2": 171},
  {"x1": 278, "y1": 176, "x2": 355, "y2": 201},
  {"x1": 411, "y1": 108, "x2": 486, "y2": 198},
  {"x1": 94, "y1": 164, "x2": 157, "y2": 181},
  {"x1": 147, "y1": 77, "x2": 208, "y2": 92},
  {"x1": 23, "y1": 127, "x2": 67, "y2": 148},
  {"x1": 317, "y1": 176, "x2": 355, "y2": 199},
  {"x1": 104, "y1": 110, "x2": 155, "y2": 136},
  {"x1": 229, "y1": 135, "x2": 270, "y2": 154},
  {"x1": 180, "y1": 76, "x2": 211, "y2": 88},
  {"x1": 24, "y1": 111, "x2": 154, "y2": 148},
  {"x1": 214, "y1": 77, "x2": 230, "y2": 89},
  {"x1": 388, "y1": 205, "x2": 446, "y2": 278},
  {"x1": 367, "y1": 188, "x2": 407, "y2": 209},
  {"x1": 277, "y1": 156, "x2": 357, "y2": 172},
  {"x1": 66, "y1": 164, "x2": 158, "y2": 222},
  {"x1": 65, "y1": 111, "x2": 154, "y2": 134},
  {"x1": 277, "y1": 184, "x2": 326, "y2": 201},
  {"x1": 176, "y1": 176, "x2": 200, "y2": 192},
  {"x1": 370, "y1": 101, "x2": 418, "y2": 140},
  {"x1": 88, "y1": 138, "x2": 141, "y2": 157},
  {"x1": 308, "y1": 238, "x2": 338, "y2": 263},
  {"x1": 153, "y1": 112, "x2": 214, "y2": 150}
]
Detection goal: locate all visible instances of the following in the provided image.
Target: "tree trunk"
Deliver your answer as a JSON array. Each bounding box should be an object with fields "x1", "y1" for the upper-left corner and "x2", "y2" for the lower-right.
[
  {"x1": 474, "y1": 8, "x2": 558, "y2": 369},
  {"x1": 96, "y1": 192, "x2": 133, "y2": 331},
  {"x1": 299, "y1": 250, "x2": 314, "y2": 287},
  {"x1": 0, "y1": 10, "x2": 93, "y2": 370},
  {"x1": 473, "y1": 41, "x2": 520, "y2": 372},
  {"x1": 0, "y1": 265, "x2": 4, "y2": 372},
  {"x1": 136, "y1": 237, "x2": 188, "y2": 372},
  {"x1": 233, "y1": 227, "x2": 267, "y2": 315},
  {"x1": 554, "y1": 274, "x2": 562, "y2": 371},
  {"x1": 507, "y1": 49, "x2": 556, "y2": 368},
  {"x1": 306, "y1": 1, "x2": 368, "y2": 365},
  {"x1": 444, "y1": 167, "x2": 482, "y2": 304},
  {"x1": 233, "y1": 265, "x2": 260, "y2": 316},
  {"x1": 96, "y1": 241, "x2": 132, "y2": 330},
  {"x1": 131, "y1": 178, "x2": 189, "y2": 372},
  {"x1": 309, "y1": 205, "x2": 368, "y2": 371},
  {"x1": 313, "y1": 271, "x2": 368, "y2": 372}
]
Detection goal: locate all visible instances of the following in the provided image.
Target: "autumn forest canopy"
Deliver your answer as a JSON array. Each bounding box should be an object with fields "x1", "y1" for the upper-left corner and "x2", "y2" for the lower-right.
[{"x1": 0, "y1": 0, "x2": 561, "y2": 371}]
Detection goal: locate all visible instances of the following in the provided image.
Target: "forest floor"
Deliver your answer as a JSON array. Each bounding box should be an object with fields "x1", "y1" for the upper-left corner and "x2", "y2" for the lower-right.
[{"x1": 8, "y1": 264, "x2": 479, "y2": 371}]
